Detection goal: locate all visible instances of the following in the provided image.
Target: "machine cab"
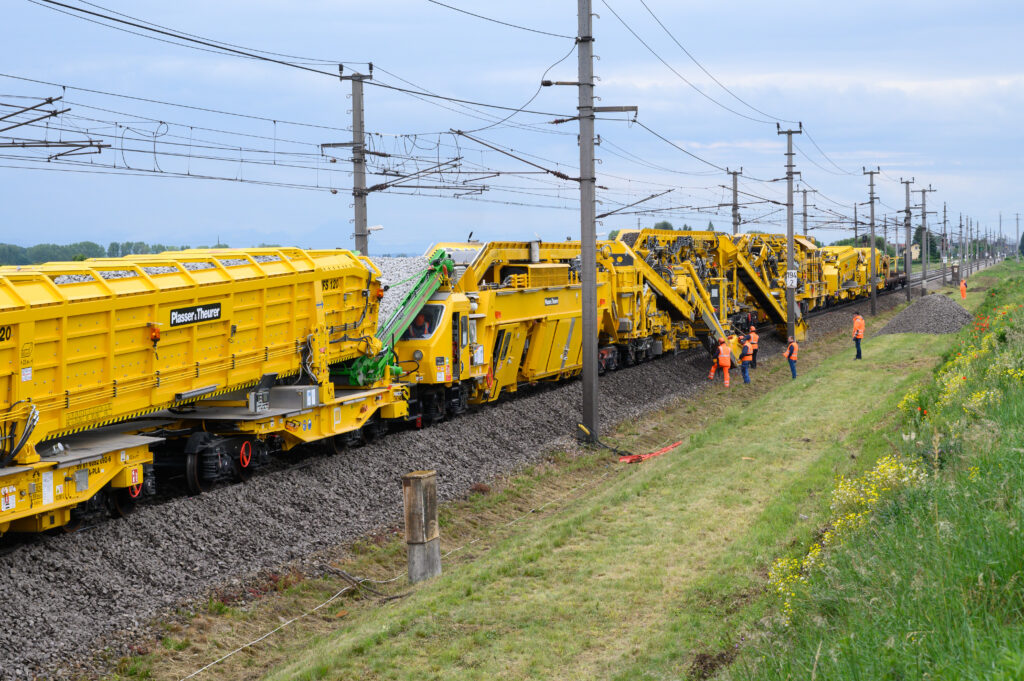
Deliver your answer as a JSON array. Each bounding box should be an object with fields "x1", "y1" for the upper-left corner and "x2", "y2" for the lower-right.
[{"x1": 394, "y1": 294, "x2": 473, "y2": 387}]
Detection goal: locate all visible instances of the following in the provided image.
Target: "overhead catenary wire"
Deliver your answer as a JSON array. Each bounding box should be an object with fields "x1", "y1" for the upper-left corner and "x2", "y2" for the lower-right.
[
  {"x1": 3, "y1": 88, "x2": 606, "y2": 208},
  {"x1": 0, "y1": 72, "x2": 352, "y2": 132},
  {"x1": 4, "y1": 38, "x2": 787, "y2": 215}
]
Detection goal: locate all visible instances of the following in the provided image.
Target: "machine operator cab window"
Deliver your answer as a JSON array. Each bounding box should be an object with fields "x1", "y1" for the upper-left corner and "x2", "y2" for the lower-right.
[{"x1": 402, "y1": 304, "x2": 444, "y2": 340}]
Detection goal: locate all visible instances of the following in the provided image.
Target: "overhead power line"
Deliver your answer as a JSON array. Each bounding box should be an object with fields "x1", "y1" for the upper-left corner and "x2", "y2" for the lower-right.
[
  {"x1": 801, "y1": 127, "x2": 856, "y2": 175},
  {"x1": 635, "y1": 0, "x2": 794, "y2": 125},
  {"x1": 634, "y1": 121, "x2": 728, "y2": 172},
  {"x1": 64, "y1": 0, "x2": 362, "y2": 64},
  {"x1": 30, "y1": 0, "x2": 343, "y2": 77},
  {"x1": 424, "y1": 0, "x2": 575, "y2": 40},
  {"x1": 28, "y1": 0, "x2": 572, "y2": 118},
  {"x1": 794, "y1": 141, "x2": 851, "y2": 177},
  {"x1": 598, "y1": 0, "x2": 773, "y2": 124},
  {"x1": 628, "y1": 0, "x2": 857, "y2": 178}
]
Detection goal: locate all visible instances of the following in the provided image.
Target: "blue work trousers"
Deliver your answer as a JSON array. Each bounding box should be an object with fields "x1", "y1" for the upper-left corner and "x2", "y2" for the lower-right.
[
  {"x1": 788, "y1": 358, "x2": 797, "y2": 379},
  {"x1": 854, "y1": 337, "x2": 862, "y2": 359},
  {"x1": 741, "y1": 361, "x2": 751, "y2": 384}
]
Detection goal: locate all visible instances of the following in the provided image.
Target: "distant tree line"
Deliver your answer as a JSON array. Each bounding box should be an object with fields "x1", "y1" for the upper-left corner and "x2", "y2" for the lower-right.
[
  {"x1": 829, "y1": 235, "x2": 897, "y2": 256},
  {"x1": 0, "y1": 240, "x2": 229, "y2": 266}
]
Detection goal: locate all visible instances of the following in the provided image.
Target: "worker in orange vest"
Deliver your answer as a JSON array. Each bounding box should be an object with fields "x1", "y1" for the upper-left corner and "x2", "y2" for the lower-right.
[
  {"x1": 852, "y1": 311, "x2": 865, "y2": 360},
  {"x1": 960, "y1": 278, "x2": 967, "y2": 300},
  {"x1": 748, "y1": 325, "x2": 759, "y2": 368},
  {"x1": 707, "y1": 337, "x2": 732, "y2": 387},
  {"x1": 785, "y1": 336, "x2": 798, "y2": 379},
  {"x1": 740, "y1": 335, "x2": 754, "y2": 384}
]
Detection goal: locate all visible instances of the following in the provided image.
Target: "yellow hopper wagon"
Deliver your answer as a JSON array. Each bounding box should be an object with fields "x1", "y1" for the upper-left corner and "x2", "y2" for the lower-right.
[{"x1": 0, "y1": 247, "x2": 407, "y2": 533}]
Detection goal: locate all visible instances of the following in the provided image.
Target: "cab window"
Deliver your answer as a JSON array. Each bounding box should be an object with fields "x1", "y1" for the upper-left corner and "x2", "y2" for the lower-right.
[{"x1": 402, "y1": 304, "x2": 444, "y2": 340}]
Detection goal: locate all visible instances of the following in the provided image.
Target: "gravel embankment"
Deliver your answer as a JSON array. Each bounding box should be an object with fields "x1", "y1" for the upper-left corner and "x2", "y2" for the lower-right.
[
  {"x1": 0, "y1": 287, "x2": 908, "y2": 680},
  {"x1": 877, "y1": 294, "x2": 972, "y2": 336}
]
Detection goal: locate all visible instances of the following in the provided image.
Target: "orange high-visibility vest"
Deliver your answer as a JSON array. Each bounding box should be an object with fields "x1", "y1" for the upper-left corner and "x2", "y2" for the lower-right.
[
  {"x1": 853, "y1": 316, "x2": 865, "y2": 339},
  {"x1": 718, "y1": 343, "x2": 732, "y2": 366},
  {"x1": 740, "y1": 342, "x2": 753, "y2": 361},
  {"x1": 786, "y1": 342, "x2": 799, "y2": 360},
  {"x1": 749, "y1": 331, "x2": 759, "y2": 349}
]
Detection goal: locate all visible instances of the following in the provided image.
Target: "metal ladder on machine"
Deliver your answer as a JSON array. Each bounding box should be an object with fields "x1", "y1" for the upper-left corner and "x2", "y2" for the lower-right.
[{"x1": 334, "y1": 248, "x2": 456, "y2": 386}]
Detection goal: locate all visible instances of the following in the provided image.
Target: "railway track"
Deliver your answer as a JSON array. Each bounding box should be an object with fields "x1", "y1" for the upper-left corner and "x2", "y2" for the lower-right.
[{"x1": 803, "y1": 266, "x2": 967, "y2": 322}]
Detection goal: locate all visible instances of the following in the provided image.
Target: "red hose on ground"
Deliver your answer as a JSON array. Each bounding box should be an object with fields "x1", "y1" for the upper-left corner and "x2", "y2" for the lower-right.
[{"x1": 619, "y1": 441, "x2": 683, "y2": 464}]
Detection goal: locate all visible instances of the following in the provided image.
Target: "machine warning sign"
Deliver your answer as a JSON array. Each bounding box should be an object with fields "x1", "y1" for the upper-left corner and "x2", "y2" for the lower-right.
[
  {"x1": 1, "y1": 485, "x2": 15, "y2": 512},
  {"x1": 170, "y1": 303, "x2": 222, "y2": 327}
]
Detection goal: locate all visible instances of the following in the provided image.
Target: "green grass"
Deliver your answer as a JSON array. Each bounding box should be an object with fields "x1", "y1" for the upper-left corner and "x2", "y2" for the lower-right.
[
  {"x1": 110, "y1": 270, "x2": 1022, "y2": 681},
  {"x1": 261, "y1": 300, "x2": 962, "y2": 681},
  {"x1": 731, "y1": 260, "x2": 1024, "y2": 681}
]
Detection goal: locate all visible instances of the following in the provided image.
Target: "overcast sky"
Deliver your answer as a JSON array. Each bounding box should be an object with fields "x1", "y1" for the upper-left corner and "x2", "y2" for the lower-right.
[{"x1": 2, "y1": 0, "x2": 1021, "y2": 254}]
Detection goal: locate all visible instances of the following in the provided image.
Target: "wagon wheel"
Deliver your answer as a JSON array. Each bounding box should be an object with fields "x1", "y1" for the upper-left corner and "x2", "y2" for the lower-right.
[
  {"x1": 186, "y1": 452, "x2": 211, "y2": 495},
  {"x1": 61, "y1": 508, "x2": 86, "y2": 533},
  {"x1": 107, "y1": 484, "x2": 142, "y2": 518}
]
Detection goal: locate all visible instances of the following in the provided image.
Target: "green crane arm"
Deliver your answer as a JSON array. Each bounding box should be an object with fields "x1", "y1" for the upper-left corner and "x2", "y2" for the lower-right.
[{"x1": 334, "y1": 248, "x2": 455, "y2": 386}]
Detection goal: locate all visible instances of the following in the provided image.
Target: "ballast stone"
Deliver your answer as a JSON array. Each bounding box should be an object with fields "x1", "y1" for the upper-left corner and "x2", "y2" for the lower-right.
[
  {"x1": 372, "y1": 256, "x2": 430, "y2": 330},
  {"x1": 876, "y1": 293, "x2": 973, "y2": 336}
]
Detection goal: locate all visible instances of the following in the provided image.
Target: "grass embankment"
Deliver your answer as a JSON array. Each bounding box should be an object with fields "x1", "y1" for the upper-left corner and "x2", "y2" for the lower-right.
[
  {"x1": 250, "y1": 317, "x2": 949, "y2": 678},
  {"x1": 110, "y1": 276, "x2": 1000, "y2": 681},
  {"x1": 732, "y1": 260, "x2": 1024, "y2": 681}
]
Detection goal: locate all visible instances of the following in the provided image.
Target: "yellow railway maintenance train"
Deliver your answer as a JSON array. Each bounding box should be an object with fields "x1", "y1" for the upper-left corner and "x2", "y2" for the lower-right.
[{"x1": 0, "y1": 232, "x2": 897, "y2": 536}]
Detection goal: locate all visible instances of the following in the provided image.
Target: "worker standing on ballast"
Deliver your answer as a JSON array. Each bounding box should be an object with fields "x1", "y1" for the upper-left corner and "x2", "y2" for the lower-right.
[
  {"x1": 852, "y1": 311, "x2": 865, "y2": 360},
  {"x1": 785, "y1": 336, "x2": 798, "y2": 379},
  {"x1": 740, "y1": 335, "x2": 754, "y2": 384},
  {"x1": 748, "y1": 325, "x2": 759, "y2": 368},
  {"x1": 960, "y1": 278, "x2": 967, "y2": 300},
  {"x1": 708, "y1": 337, "x2": 732, "y2": 387}
]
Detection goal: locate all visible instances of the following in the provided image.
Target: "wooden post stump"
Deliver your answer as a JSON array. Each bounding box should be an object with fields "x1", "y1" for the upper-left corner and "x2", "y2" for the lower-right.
[{"x1": 402, "y1": 470, "x2": 440, "y2": 583}]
